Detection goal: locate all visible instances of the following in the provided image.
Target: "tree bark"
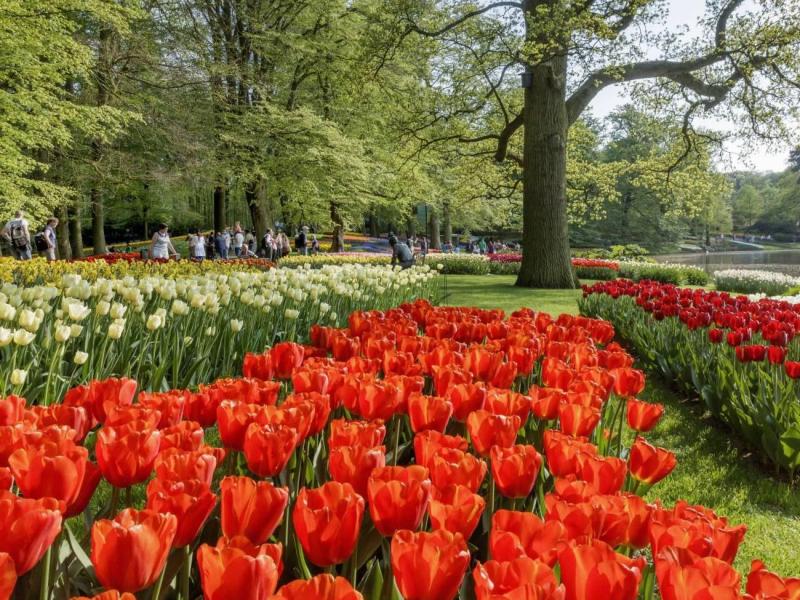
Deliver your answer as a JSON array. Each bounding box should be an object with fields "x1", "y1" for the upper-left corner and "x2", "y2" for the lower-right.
[
  {"x1": 56, "y1": 206, "x2": 71, "y2": 260},
  {"x1": 430, "y1": 210, "x2": 441, "y2": 249},
  {"x1": 330, "y1": 201, "x2": 345, "y2": 252},
  {"x1": 90, "y1": 25, "x2": 113, "y2": 256},
  {"x1": 69, "y1": 205, "x2": 83, "y2": 259},
  {"x1": 91, "y1": 187, "x2": 106, "y2": 254},
  {"x1": 213, "y1": 185, "x2": 226, "y2": 233},
  {"x1": 443, "y1": 200, "x2": 452, "y2": 246},
  {"x1": 516, "y1": 1, "x2": 576, "y2": 289},
  {"x1": 246, "y1": 179, "x2": 270, "y2": 240}
]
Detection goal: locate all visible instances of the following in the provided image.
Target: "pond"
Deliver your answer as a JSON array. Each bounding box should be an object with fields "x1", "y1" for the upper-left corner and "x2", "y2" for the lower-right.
[{"x1": 654, "y1": 249, "x2": 800, "y2": 276}]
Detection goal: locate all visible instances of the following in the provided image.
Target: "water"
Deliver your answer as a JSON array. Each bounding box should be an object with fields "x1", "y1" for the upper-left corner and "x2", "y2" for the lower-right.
[{"x1": 655, "y1": 250, "x2": 800, "y2": 276}]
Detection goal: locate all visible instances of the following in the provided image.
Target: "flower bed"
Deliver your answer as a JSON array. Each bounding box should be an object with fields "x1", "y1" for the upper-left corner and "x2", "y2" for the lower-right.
[
  {"x1": 0, "y1": 298, "x2": 793, "y2": 599},
  {"x1": 617, "y1": 261, "x2": 709, "y2": 286},
  {"x1": 0, "y1": 256, "x2": 274, "y2": 285},
  {"x1": 0, "y1": 264, "x2": 438, "y2": 400},
  {"x1": 714, "y1": 268, "x2": 800, "y2": 296},
  {"x1": 580, "y1": 279, "x2": 800, "y2": 475},
  {"x1": 486, "y1": 255, "x2": 621, "y2": 279}
]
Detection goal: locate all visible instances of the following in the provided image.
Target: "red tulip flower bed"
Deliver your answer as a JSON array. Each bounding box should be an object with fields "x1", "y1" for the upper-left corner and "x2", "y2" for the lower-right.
[
  {"x1": 487, "y1": 255, "x2": 619, "y2": 281},
  {"x1": 580, "y1": 279, "x2": 800, "y2": 477},
  {"x1": 0, "y1": 299, "x2": 796, "y2": 599}
]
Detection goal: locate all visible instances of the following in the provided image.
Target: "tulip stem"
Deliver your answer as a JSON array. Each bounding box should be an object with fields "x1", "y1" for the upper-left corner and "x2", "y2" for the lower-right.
[
  {"x1": 151, "y1": 563, "x2": 167, "y2": 600},
  {"x1": 180, "y1": 546, "x2": 191, "y2": 600},
  {"x1": 110, "y1": 486, "x2": 120, "y2": 516},
  {"x1": 39, "y1": 545, "x2": 52, "y2": 600}
]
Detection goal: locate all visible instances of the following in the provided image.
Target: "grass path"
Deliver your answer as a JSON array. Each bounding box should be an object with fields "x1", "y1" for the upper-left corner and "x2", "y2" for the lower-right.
[{"x1": 445, "y1": 274, "x2": 800, "y2": 576}]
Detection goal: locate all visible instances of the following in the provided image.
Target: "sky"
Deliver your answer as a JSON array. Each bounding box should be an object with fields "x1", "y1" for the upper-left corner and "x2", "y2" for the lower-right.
[{"x1": 586, "y1": 0, "x2": 791, "y2": 173}]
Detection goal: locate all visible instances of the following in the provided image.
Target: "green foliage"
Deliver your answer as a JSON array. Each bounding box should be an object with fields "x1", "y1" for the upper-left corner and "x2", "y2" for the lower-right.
[{"x1": 618, "y1": 262, "x2": 709, "y2": 286}]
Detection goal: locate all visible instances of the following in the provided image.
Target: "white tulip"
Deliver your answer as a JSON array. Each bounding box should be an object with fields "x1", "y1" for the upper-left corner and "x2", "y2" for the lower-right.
[
  {"x1": 108, "y1": 322, "x2": 124, "y2": 340},
  {"x1": 17, "y1": 309, "x2": 37, "y2": 331},
  {"x1": 10, "y1": 369, "x2": 26, "y2": 386},
  {"x1": 54, "y1": 325, "x2": 72, "y2": 343},
  {"x1": 67, "y1": 301, "x2": 91, "y2": 321},
  {"x1": 73, "y1": 351, "x2": 89, "y2": 365},
  {"x1": 70, "y1": 324, "x2": 83, "y2": 338},
  {"x1": 0, "y1": 328, "x2": 11, "y2": 346},
  {"x1": 146, "y1": 314, "x2": 163, "y2": 331},
  {"x1": 110, "y1": 303, "x2": 127, "y2": 319},
  {"x1": 230, "y1": 319, "x2": 243, "y2": 333},
  {"x1": 13, "y1": 329, "x2": 35, "y2": 346},
  {"x1": 97, "y1": 300, "x2": 111, "y2": 316}
]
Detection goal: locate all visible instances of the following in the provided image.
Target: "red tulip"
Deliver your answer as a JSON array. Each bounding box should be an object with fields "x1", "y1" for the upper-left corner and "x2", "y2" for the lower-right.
[
  {"x1": 430, "y1": 447, "x2": 487, "y2": 493},
  {"x1": 413, "y1": 430, "x2": 468, "y2": 469},
  {"x1": 64, "y1": 377, "x2": 137, "y2": 425},
  {"x1": 243, "y1": 422, "x2": 298, "y2": 478},
  {"x1": 490, "y1": 362, "x2": 519, "y2": 389},
  {"x1": 391, "y1": 529, "x2": 470, "y2": 600},
  {"x1": 256, "y1": 404, "x2": 314, "y2": 443},
  {"x1": 432, "y1": 366, "x2": 473, "y2": 396},
  {"x1": 490, "y1": 510, "x2": 567, "y2": 567},
  {"x1": 626, "y1": 398, "x2": 663, "y2": 433},
  {"x1": 270, "y1": 342, "x2": 305, "y2": 379},
  {"x1": 429, "y1": 484, "x2": 485, "y2": 539},
  {"x1": 467, "y1": 410, "x2": 521, "y2": 455},
  {"x1": 104, "y1": 405, "x2": 161, "y2": 430},
  {"x1": 473, "y1": 557, "x2": 565, "y2": 600},
  {"x1": 203, "y1": 378, "x2": 281, "y2": 407},
  {"x1": 283, "y1": 392, "x2": 330, "y2": 436},
  {"x1": 64, "y1": 460, "x2": 102, "y2": 518},
  {"x1": 95, "y1": 421, "x2": 160, "y2": 488},
  {"x1": 136, "y1": 390, "x2": 186, "y2": 428},
  {"x1": 507, "y1": 344, "x2": 538, "y2": 376},
  {"x1": 408, "y1": 393, "x2": 453, "y2": 433},
  {"x1": 610, "y1": 368, "x2": 645, "y2": 397},
  {"x1": 158, "y1": 420, "x2": 205, "y2": 453},
  {"x1": 0, "y1": 491, "x2": 62, "y2": 574},
  {"x1": 558, "y1": 404, "x2": 601, "y2": 438},
  {"x1": 220, "y1": 476, "x2": 289, "y2": 544},
  {"x1": 154, "y1": 446, "x2": 222, "y2": 486},
  {"x1": 8, "y1": 436, "x2": 90, "y2": 508},
  {"x1": 708, "y1": 329, "x2": 724, "y2": 344},
  {"x1": 768, "y1": 346, "x2": 786, "y2": 365},
  {"x1": 485, "y1": 389, "x2": 531, "y2": 423},
  {"x1": 354, "y1": 379, "x2": 403, "y2": 420},
  {"x1": 465, "y1": 346, "x2": 505, "y2": 381},
  {"x1": 579, "y1": 453, "x2": 627, "y2": 495},
  {"x1": 543, "y1": 430, "x2": 597, "y2": 477},
  {"x1": 146, "y1": 478, "x2": 217, "y2": 547},
  {"x1": 490, "y1": 444, "x2": 542, "y2": 499},
  {"x1": 656, "y1": 547, "x2": 741, "y2": 600},
  {"x1": 746, "y1": 559, "x2": 800, "y2": 600},
  {"x1": 217, "y1": 401, "x2": 261, "y2": 451},
  {"x1": 184, "y1": 390, "x2": 219, "y2": 427},
  {"x1": 558, "y1": 540, "x2": 645, "y2": 600},
  {"x1": 197, "y1": 535, "x2": 282, "y2": 600},
  {"x1": 368, "y1": 465, "x2": 431, "y2": 536},
  {"x1": 293, "y1": 482, "x2": 364, "y2": 567},
  {"x1": 785, "y1": 361, "x2": 800, "y2": 379},
  {"x1": 70, "y1": 592, "x2": 136, "y2": 600},
  {"x1": 444, "y1": 382, "x2": 487, "y2": 421},
  {"x1": 329, "y1": 418, "x2": 386, "y2": 449},
  {"x1": 329, "y1": 444, "x2": 386, "y2": 496},
  {"x1": 0, "y1": 395, "x2": 24, "y2": 426},
  {"x1": 243, "y1": 351, "x2": 274, "y2": 380},
  {"x1": 529, "y1": 387, "x2": 565, "y2": 421},
  {"x1": 25, "y1": 405, "x2": 90, "y2": 443},
  {"x1": 629, "y1": 437, "x2": 677, "y2": 486},
  {"x1": 0, "y1": 553, "x2": 14, "y2": 600},
  {"x1": 90, "y1": 508, "x2": 176, "y2": 592},
  {"x1": 271, "y1": 574, "x2": 363, "y2": 600}
]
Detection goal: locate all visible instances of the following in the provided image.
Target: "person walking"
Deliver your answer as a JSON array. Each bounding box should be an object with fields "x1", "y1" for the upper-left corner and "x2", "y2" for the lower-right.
[
  {"x1": 214, "y1": 231, "x2": 226, "y2": 259},
  {"x1": 245, "y1": 230, "x2": 256, "y2": 255},
  {"x1": 2, "y1": 210, "x2": 32, "y2": 260},
  {"x1": 222, "y1": 228, "x2": 231, "y2": 259},
  {"x1": 278, "y1": 230, "x2": 290, "y2": 258},
  {"x1": 42, "y1": 217, "x2": 58, "y2": 261},
  {"x1": 390, "y1": 236, "x2": 415, "y2": 269},
  {"x1": 295, "y1": 226, "x2": 308, "y2": 256},
  {"x1": 189, "y1": 229, "x2": 206, "y2": 261},
  {"x1": 310, "y1": 234, "x2": 320, "y2": 254},
  {"x1": 150, "y1": 223, "x2": 178, "y2": 260},
  {"x1": 262, "y1": 229, "x2": 275, "y2": 260},
  {"x1": 205, "y1": 231, "x2": 215, "y2": 259},
  {"x1": 233, "y1": 228, "x2": 245, "y2": 258}
]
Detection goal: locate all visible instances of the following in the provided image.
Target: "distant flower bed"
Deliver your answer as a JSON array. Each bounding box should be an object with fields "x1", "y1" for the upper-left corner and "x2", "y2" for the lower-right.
[
  {"x1": 714, "y1": 268, "x2": 800, "y2": 296},
  {"x1": 617, "y1": 261, "x2": 709, "y2": 286}
]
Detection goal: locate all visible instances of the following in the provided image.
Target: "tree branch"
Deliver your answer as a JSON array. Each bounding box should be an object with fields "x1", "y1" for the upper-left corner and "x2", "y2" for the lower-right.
[
  {"x1": 494, "y1": 112, "x2": 524, "y2": 162},
  {"x1": 405, "y1": 2, "x2": 522, "y2": 38}
]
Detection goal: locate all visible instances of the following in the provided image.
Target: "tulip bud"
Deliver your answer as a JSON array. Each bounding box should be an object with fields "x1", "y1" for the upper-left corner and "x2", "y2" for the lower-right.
[
  {"x1": 10, "y1": 369, "x2": 27, "y2": 386},
  {"x1": 73, "y1": 351, "x2": 89, "y2": 365},
  {"x1": 54, "y1": 325, "x2": 71, "y2": 343}
]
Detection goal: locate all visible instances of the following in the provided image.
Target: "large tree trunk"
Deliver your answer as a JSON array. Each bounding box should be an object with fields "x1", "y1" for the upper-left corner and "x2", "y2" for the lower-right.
[
  {"x1": 430, "y1": 209, "x2": 441, "y2": 250},
  {"x1": 330, "y1": 201, "x2": 345, "y2": 252},
  {"x1": 516, "y1": 2, "x2": 575, "y2": 289},
  {"x1": 91, "y1": 187, "x2": 106, "y2": 254},
  {"x1": 213, "y1": 185, "x2": 226, "y2": 233},
  {"x1": 443, "y1": 200, "x2": 452, "y2": 246},
  {"x1": 56, "y1": 206, "x2": 71, "y2": 260},
  {"x1": 245, "y1": 178, "x2": 268, "y2": 240},
  {"x1": 90, "y1": 25, "x2": 114, "y2": 256},
  {"x1": 69, "y1": 206, "x2": 83, "y2": 259}
]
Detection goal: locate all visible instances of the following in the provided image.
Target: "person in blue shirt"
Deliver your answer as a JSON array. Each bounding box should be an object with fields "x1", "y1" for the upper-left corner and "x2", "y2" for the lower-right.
[{"x1": 390, "y1": 236, "x2": 414, "y2": 269}]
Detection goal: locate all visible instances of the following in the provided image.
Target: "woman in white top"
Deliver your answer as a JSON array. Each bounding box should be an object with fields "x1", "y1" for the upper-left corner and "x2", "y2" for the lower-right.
[
  {"x1": 233, "y1": 229, "x2": 245, "y2": 257},
  {"x1": 150, "y1": 223, "x2": 178, "y2": 260},
  {"x1": 189, "y1": 229, "x2": 206, "y2": 260}
]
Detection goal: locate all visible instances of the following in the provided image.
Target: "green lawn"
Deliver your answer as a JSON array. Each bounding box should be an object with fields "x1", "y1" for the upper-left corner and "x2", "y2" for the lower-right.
[
  {"x1": 445, "y1": 273, "x2": 800, "y2": 577},
  {"x1": 443, "y1": 274, "x2": 584, "y2": 315}
]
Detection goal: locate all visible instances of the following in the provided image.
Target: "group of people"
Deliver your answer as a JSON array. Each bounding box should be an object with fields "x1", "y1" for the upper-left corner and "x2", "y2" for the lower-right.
[
  {"x1": 1, "y1": 211, "x2": 59, "y2": 261},
  {"x1": 154, "y1": 222, "x2": 321, "y2": 262}
]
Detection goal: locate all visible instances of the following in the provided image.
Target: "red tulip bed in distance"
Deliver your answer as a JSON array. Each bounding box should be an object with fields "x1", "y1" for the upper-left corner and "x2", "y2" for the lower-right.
[
  {"x1": 0, "y1": 299, "x2": 797, "y2": 600},
  {"x1": 488, "y1": 255, "x2": 620, "y2": 280},
  {"x1": 581, "y1": 279, "x2": 800, "y2": 477}
]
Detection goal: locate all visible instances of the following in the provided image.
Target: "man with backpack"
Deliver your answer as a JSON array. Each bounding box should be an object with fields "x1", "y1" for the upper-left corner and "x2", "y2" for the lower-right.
[
  {"x1": 2, "y1": 211, "x2": 32, "y2": 260},
  {"x1": 34, "y1": 217, "x2": 58, "y2": 261},
  {"x1": 295, "y1": 226, "x2": 308, "y2": 256}
]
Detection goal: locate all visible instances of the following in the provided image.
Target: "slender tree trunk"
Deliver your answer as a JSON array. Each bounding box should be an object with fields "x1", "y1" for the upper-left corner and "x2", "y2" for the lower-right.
[
  {"x1": 91, "y1": 187, "x2": 106, "y2": 254},
  {"x1": 246, "y1": 178, "x2": 268, "y2": 240},
  {"x1": 330, "y1": 201, "x2": 345, "y2": 252},
  {"x1": 69, "y1": 206, "x2": 83, "y2": 259},
  {"x1": 368, "y1": 211, "x2": 379, "y2": 237},
  {"x1": 90, "y1": 25, "x2": 113, "y2": 255},
  {"x1": 430, "y1": 210, "x2": 441, "y2": 250},
  {"x1": 56, "y1": 206, "x2": 71, "y2": 260},
  {"x1": 443, "y1": 200, "x2": 452, "y2": 246},
  {"x1": 213, "y1": 185, "x2": 226, "y2": 232},
  {"x1": 516, "y1": 1, "x2": 575, "y2": 288}
]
